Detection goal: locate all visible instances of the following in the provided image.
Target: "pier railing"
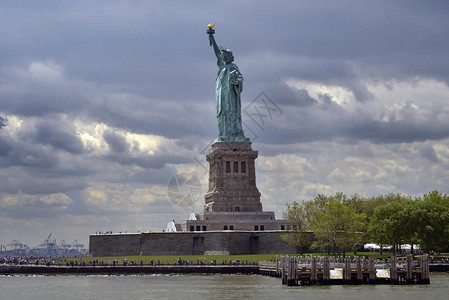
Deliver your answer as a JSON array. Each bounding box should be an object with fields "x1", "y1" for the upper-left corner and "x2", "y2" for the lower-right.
[{"x1": 259, "y1": 254, "x2": 430, "y2": 286}]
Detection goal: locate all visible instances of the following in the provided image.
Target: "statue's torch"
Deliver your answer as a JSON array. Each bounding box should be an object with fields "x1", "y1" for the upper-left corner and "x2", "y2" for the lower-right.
[{"x1": 207, "y1": 22, "x2": 215, "y2": 46}]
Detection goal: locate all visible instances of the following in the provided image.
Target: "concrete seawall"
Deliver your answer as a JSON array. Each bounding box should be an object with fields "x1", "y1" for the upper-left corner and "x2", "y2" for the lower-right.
[
  {"x1": 0, "y1": 264, "x2": 260, "y2": 275},
  {"x1": 429, "y1": 264, "x2": 449, "y2": 273},
  {"x1": 1, "y1": 263, "x2": 448, "y2": 275}
]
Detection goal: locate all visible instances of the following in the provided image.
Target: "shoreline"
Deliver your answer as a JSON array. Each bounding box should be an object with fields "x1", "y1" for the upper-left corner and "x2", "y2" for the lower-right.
[
  {"x1": 1, "y1": 263, "x2": 448, "y2": 275},
  {"x1": 0, "y1": 264, "x2": 259, "y2": 275}
]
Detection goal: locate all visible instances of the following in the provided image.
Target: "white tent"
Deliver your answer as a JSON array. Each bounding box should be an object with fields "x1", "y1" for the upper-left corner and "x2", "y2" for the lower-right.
[
  {"x1": 165, "y1": 221, "x2": 177, "y2": 232},
  {"x1": 364, "y1": 243, "x2": 381, "y2": 250}
]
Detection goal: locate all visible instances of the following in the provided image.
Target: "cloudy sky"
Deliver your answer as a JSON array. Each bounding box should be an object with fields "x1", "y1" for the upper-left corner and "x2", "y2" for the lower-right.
[{"x1": 1, "y1": 0, "x2": 448, "y2": 249}]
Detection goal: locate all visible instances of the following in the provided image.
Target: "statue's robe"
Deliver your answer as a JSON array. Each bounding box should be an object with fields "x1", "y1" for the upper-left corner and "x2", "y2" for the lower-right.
[{"x1": 215, "y1": 59, "x2": 248, "y2": 142}]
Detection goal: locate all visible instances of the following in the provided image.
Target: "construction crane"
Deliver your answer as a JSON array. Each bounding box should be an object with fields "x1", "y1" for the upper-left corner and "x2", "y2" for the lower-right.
[
  {"x1": 6, "y1": 240, "x2": 25, "y2": 255},
  {"x1": 6, "y1": 240, "x2": 23, "y2": 251},
  {"x1": 38, "y1": 233, "x2": 59, "y2": 257},
  {"x1": 58, "y1": 240, "x2": 71, "y2": 255},
  {"x1": 71, "y1": 240, "x2": 84, "y2": 251}
]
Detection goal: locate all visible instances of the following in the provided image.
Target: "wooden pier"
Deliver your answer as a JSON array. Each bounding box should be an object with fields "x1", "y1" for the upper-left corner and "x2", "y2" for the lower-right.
[{"x1": 259, "y1": 254, "x2": 430, "y2": 286}]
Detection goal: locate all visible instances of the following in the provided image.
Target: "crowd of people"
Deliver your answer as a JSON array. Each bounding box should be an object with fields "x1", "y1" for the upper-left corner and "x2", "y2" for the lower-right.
[
  {"x1": 430, "y1": 257, "x2": 449, "y2": 263},
  {"x1": 3, "y1": 255, "x2": 448, "y2": 267},
  {"x1": 0, "y1": 256, "x2": 86, "y2": 266},
  {"x1": 1, "y1": 255, "x2": 258, "y2": 267},
  {"x1": 175, "y1": 258, "x2": 256, "y2": 266}
]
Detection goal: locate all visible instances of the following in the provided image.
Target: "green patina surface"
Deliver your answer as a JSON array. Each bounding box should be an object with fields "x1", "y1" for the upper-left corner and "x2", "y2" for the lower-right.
[{"x1": 208, "y1": 25, "x2": 250, "y2": 143}]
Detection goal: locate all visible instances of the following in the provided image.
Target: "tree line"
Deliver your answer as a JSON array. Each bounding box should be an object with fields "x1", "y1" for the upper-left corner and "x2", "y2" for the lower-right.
[{"x1": 281, "y1": 190, "x2": 449, "y2": 256}]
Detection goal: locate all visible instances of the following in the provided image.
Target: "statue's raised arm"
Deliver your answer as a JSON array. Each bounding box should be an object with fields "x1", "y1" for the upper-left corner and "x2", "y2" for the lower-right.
[{"x1": 207, "y1": 23, "x2": 221, "y2": 65}]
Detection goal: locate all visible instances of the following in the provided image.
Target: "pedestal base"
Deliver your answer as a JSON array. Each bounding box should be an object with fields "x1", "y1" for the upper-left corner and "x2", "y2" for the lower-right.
[{"x1": 204, "y1": 141, "x2": 262, "y2": 212}]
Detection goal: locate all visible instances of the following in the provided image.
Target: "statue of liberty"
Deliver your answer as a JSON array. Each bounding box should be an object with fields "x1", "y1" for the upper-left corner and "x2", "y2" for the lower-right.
[{"x1": 207, "y1": 24, "x2": 250, "y2": 143}]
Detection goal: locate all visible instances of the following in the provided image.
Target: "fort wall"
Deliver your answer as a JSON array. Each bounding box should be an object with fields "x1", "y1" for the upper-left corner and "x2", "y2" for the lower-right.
[{"x1": 89, "y1": 231, "x2": 297, "y2": 257}]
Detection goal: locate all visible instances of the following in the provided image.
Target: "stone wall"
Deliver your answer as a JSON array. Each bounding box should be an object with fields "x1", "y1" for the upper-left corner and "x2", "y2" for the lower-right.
[
  {"x1": 89, "y1": 231, "x2": 297, "y2": 257},
  {"x1": 89, "y1": 233, "x2": 141, "y2": 256}
]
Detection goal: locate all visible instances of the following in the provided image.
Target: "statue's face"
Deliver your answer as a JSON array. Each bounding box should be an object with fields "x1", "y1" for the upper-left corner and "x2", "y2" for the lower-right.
[{"x1": 222, "y1": 51, "x2": 234, "y2": 63}]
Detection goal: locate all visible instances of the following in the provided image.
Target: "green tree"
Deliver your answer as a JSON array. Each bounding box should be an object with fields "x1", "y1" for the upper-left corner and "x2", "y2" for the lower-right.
[
  {"x1": 345, "y1": 193, "x2": 367, "y2": 215},
  {"x1": 366, "y1": 199, "x2": 418, "y2": 255},
  {"x1": 281, "y1": 201, "x2": 310, "y2": 254},
  {"x1": 311, "y1": 198, "x2": 365, "y2": 256},
  {"x1": 362, "y1": 193, "x2": 411, "y2": 223},
  {"x1": 415, "y1": 191, "x2": 449, "y2": 252},
  {"x1": 305, "y1": 194, "x2": 333, "y2": 219}
]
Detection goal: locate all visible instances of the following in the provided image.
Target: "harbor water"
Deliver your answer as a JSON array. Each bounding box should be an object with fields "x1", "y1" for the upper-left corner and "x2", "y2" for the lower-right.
[{"x1": 1, "y1": 273, "x2": 448, "y2": 300}]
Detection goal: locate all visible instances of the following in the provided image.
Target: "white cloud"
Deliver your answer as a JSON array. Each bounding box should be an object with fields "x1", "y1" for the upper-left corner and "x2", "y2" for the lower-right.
[
  {"x1": 286, "y1": 79, "x2": 357, "y2": 107},
  {"x1": 0, "y1": 192, "x2": 72, "y2": 208},
  {"x1": 28, "y1": 61, "x2": 64, "y2": 82},
  {"x1": 83, "y1": 182, "x2": 171, "y2": 213}
]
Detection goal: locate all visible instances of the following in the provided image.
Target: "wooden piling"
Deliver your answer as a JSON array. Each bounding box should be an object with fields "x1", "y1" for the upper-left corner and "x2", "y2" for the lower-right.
[
  {"x1": 286, "y1": 256, "x2": 298, "y2": 286},
  {"x1": 344, "y1": 256, "x2": 351, "y2": 284},
  {"x1": 421, "y1": 255, "x2": 430, "y2": 284},
  {"x1": 281, "y1": 256, "x2": 287, "y2": 284},
  {"x1": 368, "y1": 256, "x2": 376, "y2": 283},
  {"x1": 276, "y1": 256, "x2": 279, "y2": 277},
  {"x1": 417, "y1": 256, "x2": 422, "y2": 283},
  {"x1": 311, "y1": 256, "x2": 317, "y2": 284},
  {"x1": 406, "y1": 254, "x2": 413, "y2": 283},
  {"x1": 294, "y1": 256, "x2": 298, "y2": 286},
  {"x1": 390, "y1": 256, "x2": 398, "y2": 284},
  {"x1": 323, "y1": 256, "x2": 330, "y2": 284},
  {"x1": 355, "y1": 256, "x2": 363, "y2": 284}
]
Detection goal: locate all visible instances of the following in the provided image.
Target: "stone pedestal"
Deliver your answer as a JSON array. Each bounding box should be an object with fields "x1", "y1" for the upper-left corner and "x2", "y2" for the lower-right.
[{"x1": 204, "y1": 142, "x2": 262, "y2": 212}]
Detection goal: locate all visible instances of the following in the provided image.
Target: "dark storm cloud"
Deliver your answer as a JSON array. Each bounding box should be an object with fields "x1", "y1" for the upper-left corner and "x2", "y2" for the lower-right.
[
  {"x1": 87, "y1": 95, "x2": 212, "y2": 139},
  {"x1": 0, "y1": 116, "x2": 6, "y2": 128},
  {"x1": 34, "y1": 119, "x2": 84, "y2": 154},
  {"x1": 259, "y1": 103, "x2": 449, "y2": 147},
  {"x1": 0, "y1": 205, "x2": 63, "y2": 219},
  {"x1": 0, "y1": 135, "x2": 92, "y2": 193},
  {"x1": 0, "y1": 1, "x2": 213, "y2": 100},
  {"x1": 103, "y1": 130, "x2": 128, "y2": 153},
  {"x1": 0, "y1": 61, "x2": 212, "y2": 141},
  {"x1": 0, "y1": 137, "x2": 12, "y2": 156},
  {"x1": 105, "y1": 152, "x2": 168, "y2": 169},
  {"x1": 129, "y1": 167, "x2": 178, "y2": 186},
  {"x1": 0, "y1": 140, "x2": 58, "y2": 169},
  {"x1": 347, "y1": 120, "x2": 449, "y2": 144},
  {"x1": 101, "y1": 128, "x2": 191, "y2": 169},
  {"x1": 242, "y1": 1, "x2": 449, "y2": 82},
  {"x1": 260, "y1": 82, "x2": 317, "y2": 107},
  {"x1": 103, "y1": 149, "x2": 190, "y2": 170},
  {"x1": 0, "y1": 63, "x2": 86, "y2": 117},
  {"x1": 421, "y1": 146, "x2": 439, "y2": 163}
]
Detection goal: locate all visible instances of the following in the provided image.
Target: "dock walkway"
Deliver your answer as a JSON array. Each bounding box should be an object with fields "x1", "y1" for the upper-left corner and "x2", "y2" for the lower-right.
[{"x1": 259, "y1": 255, "x2": 430, "y2": 286}]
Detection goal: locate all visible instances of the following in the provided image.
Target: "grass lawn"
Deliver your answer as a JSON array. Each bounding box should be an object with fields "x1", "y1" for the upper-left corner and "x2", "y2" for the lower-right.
[
  {"x1": 66, "y1": 254, "x2": 279, "y2": 265},
  {"x1": 65, "y1": 251, "x2": 405, "y2": 265}
]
